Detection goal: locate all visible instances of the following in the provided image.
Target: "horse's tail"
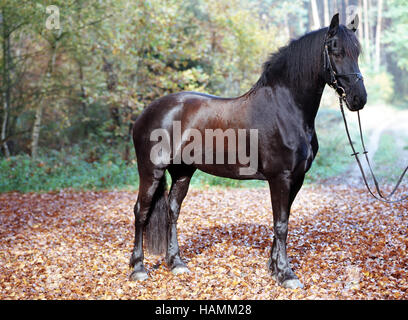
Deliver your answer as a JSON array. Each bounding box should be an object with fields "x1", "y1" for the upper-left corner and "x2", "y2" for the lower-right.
[{"x1": 144, "y1": 175, "x2": 169, "y2": 255}]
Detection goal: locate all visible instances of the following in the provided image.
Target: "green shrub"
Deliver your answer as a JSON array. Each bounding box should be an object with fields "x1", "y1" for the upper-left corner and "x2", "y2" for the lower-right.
[
  {"x1": 0, "y1": 151, "x2": 139, "y2": 193},
  {"x1": 361, "y1": 68, "x2": 394, "y2": 104}
]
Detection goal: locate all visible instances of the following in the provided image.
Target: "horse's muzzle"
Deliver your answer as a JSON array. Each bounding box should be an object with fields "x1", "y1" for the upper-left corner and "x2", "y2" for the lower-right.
[{"x1": 346, "y1": 93, "x2": 367, "y2": 111}]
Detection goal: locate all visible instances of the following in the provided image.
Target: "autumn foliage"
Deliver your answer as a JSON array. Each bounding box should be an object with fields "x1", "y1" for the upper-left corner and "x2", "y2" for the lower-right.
[{"x1": 0, "y1": 185, "x2": 407, "y2": 299}]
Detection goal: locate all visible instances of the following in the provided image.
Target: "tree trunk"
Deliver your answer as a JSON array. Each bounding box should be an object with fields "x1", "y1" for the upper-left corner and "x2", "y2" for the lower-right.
[
  {"x1": 368, "y1": 0, "x2": 374, "y2": 44},
  {"x1": 307, "y1": 2, "x2": 313, "y2": 31},
  {"x1": 333, "y1": 0, "x2": 339, "y2": 15},
  {"x1": 31, "y1": 42, "x2": 58, "y2": 158},
  {"x1": 102, "y1": 56, "x2": 121, "y2": 131},
  {"x1": 31, "y1": 106, "x2": 43, "y2": 158},
  {"x1": 77, "y1": 60, "x2": 89, "y2": 136},
  {"x1": 1, "y1": 10, "x2": 11, "y2": 157},
  {"x1": 363, "y1": 0, "x2": 371, "y2": 64},
  {"x1": 78, "y1": 61, "x2": 87, "y2": 114},
  {"x1": 76, "y1": 4, "x2": 88, "y2": 123},
  {"x1": 1, "y1": 94, "x2": 10, "y2": 157},
  {"x1": 323, "y1": 0, "x2": 330, "y2": 26},
  {"x1": 340, "y1": 0, "x2": 346, "y2": 24},
  {"x1": 374, "y1": 0, "x2": 383, "y2": 71},
  {"x1": 310, "y1": 0, "x2": 321, "y2": 30},
  {"x1": 344, "y1": 0, "x2": 350, "y2": 25},
  {"x1": 357, "y1": 0, "x2": 364, "y2": 41}
]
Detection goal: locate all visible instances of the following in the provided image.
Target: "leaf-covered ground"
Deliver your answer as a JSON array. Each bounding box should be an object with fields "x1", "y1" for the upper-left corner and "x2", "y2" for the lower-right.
[{"x1": 0, "y1": 185, "x2": 407, "y2": 299}]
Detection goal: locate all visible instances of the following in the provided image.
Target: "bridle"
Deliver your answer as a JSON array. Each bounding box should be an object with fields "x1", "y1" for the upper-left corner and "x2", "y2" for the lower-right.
[
  {"x1": 324, "y1": 37, "x2": 408, "y2": 203},
  {"x1": 323, "y1": 38, "x2": 364, "y2": 98}
]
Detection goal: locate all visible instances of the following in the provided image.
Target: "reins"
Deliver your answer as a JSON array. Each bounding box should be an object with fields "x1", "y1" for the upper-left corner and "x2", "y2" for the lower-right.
[
  {"x1": 339, "y1": 98, "x2": 408, "y2": 203},
  {"x1": 324, "y1": 39, "x2": 408, "y2": 203}
]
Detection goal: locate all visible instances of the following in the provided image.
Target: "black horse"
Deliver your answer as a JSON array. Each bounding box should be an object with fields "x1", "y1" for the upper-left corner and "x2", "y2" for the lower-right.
[{"x1": 129, "y1": 14, "x2": 367, "y2": 289}]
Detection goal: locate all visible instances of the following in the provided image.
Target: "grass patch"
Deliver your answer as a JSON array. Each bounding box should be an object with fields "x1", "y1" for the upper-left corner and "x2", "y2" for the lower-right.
[
  {"x1": 373, "y1": 133, "x2": 399, "y2": 166},
  {"x1": 189, "y1": 171, "x2": 267, "y2": 188},
  {"x1": 371, "y1": 133, "x2": 408, "y2": 183}
]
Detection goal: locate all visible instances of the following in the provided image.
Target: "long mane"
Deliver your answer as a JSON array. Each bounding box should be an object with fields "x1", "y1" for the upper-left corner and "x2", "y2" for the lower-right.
[{"x1": 250, "y1": 25, "x2": 361, "y2": 91}]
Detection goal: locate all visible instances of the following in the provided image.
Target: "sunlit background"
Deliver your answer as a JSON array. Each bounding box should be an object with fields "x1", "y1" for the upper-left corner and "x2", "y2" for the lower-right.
[{"x1": 1, "y1": 0, "x2": 407, "y2": 191}]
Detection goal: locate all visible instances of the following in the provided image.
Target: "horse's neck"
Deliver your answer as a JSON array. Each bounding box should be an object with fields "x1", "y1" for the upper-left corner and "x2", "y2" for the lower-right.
[
  {"x1": 290, "y1": 79, "x2": 326, "y2": 129},
  {"x1": 248, "y1": 80, "x2": 325, "y2": 130}
]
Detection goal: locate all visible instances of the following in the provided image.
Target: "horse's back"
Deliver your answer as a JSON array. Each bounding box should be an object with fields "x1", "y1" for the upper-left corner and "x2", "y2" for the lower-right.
[
  {"x1": 132, "y1": 91, "x2": 251, "y2": 171},
  {"x1": 133, "y1": 91, "x2": 236, "y2": 138},
  {"x1": 132, "y1": 91, "x2": 223, "y2": 152}
]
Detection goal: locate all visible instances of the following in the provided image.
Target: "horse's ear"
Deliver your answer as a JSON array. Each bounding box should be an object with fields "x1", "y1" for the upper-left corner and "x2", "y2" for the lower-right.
[
  {"x1": 328, "y1": 13, "x2": 339, "y2": 37},
  {"x1": 347, "y1": 14, "x2": 359, "y2": 32}
]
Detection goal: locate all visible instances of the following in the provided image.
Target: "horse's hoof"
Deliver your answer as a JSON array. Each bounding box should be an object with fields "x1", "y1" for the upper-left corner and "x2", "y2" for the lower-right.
[
  {"x1": 129, "y1": 271, "x2": 148, "y2": 281},
  {"x1": 171, "y1": 266, "x2": 190, "y2": 275},
  {"x1": 281, "y1": 279, "x2": 304, "y2": 289}
]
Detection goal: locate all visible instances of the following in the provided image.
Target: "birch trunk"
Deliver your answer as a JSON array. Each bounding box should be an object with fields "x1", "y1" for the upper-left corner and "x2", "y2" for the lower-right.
[
  {"x1": 344, "y1": 0, "x2": 350, "y2": 25},
  {"x1": 310, "y1": 0, "x2": 321, "y2": 30},
  {"x1": 1, "y1": 10, "x2": 10, "y2": 157},
  {"x1": 368, "y1": 0, "x2": 374, "y2": 43},
  {"x1": 357, "y1": 0, "x2": 364, "y2": 41},
  {"x1": 1, "y1": 94, "x2": 10, "y2": 157},
  {"x1": 31, "y1": 43, "x2": 58, "y2": 158},
  {"x1": 323, "y1": 0, "x2": 330, "y2": 26},
  {"x1": 333, "y1": 0, "x2": 339, "y2": 15},
  {"x1": 31, "y1": 106, "x2": 43, "y2": 158},
  {"x1": 374, "y1": 0, "x2": 383, "y2": 71},
  {"x1": 363, "y1": 0, "x2": 371, "y2": 64}
]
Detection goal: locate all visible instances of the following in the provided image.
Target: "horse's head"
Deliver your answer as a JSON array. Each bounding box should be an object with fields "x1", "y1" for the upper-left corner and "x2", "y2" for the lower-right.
[{"x1": 324, "y1": 14, "x2": 367, "y2": 111}]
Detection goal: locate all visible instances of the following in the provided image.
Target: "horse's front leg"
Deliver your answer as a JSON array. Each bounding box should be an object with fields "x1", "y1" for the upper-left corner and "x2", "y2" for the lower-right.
[{"x1": 267, "y1": 170, "x2": 304, "y2": 289}]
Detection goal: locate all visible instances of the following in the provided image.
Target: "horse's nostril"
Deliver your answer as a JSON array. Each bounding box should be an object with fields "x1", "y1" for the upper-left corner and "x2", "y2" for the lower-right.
[{"x1": 353, "y1": 96, "x2": 360, "y2": 105}]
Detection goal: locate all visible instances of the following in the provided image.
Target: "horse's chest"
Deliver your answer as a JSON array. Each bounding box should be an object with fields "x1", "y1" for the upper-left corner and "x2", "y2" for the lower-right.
[
  {"x1": 295, "y1": 139, "x2": 315, "y2": 172},
  {"x1": 297, "y1": 141, "x2": 313, "y2": 160},
  {"x1": 280, "y1": 133, "x2": 315, "y2": 171}
]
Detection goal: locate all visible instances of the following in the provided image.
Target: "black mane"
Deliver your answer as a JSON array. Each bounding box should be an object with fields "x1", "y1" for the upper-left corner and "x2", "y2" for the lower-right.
[{"x1": 251, "y1": 25, "x2": 361, "y2": 91}]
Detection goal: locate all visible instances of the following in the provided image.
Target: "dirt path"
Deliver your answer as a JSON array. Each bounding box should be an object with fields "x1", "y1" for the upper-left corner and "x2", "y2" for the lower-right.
[{"x1": 347, "y1": 104, "x2": 408, "y2": 182}]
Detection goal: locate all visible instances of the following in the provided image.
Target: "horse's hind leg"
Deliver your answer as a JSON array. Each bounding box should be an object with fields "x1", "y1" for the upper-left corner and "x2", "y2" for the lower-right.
[
  {"x1": 166, "y1": 165, "x2": 195, "y2": 274},
  {"x1": 129, "y1": 168, "x2": 165, "y2": 281}
]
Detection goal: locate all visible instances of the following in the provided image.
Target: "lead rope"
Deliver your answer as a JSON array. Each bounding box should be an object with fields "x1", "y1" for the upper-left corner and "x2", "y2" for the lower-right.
[{"x1": 339, "y1": 97, "x2": 408, "y2": 203}]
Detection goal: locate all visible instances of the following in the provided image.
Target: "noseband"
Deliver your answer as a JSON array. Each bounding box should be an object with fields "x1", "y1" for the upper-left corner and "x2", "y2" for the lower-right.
[{"x1": 324, "y1": 38, "x2": 408, "y2": 204}]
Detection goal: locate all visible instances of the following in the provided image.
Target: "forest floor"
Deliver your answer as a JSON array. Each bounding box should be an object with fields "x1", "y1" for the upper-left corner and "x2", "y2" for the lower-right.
[{"x1": 1, "y1": 185, "x2": 407, "y2": 299}]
